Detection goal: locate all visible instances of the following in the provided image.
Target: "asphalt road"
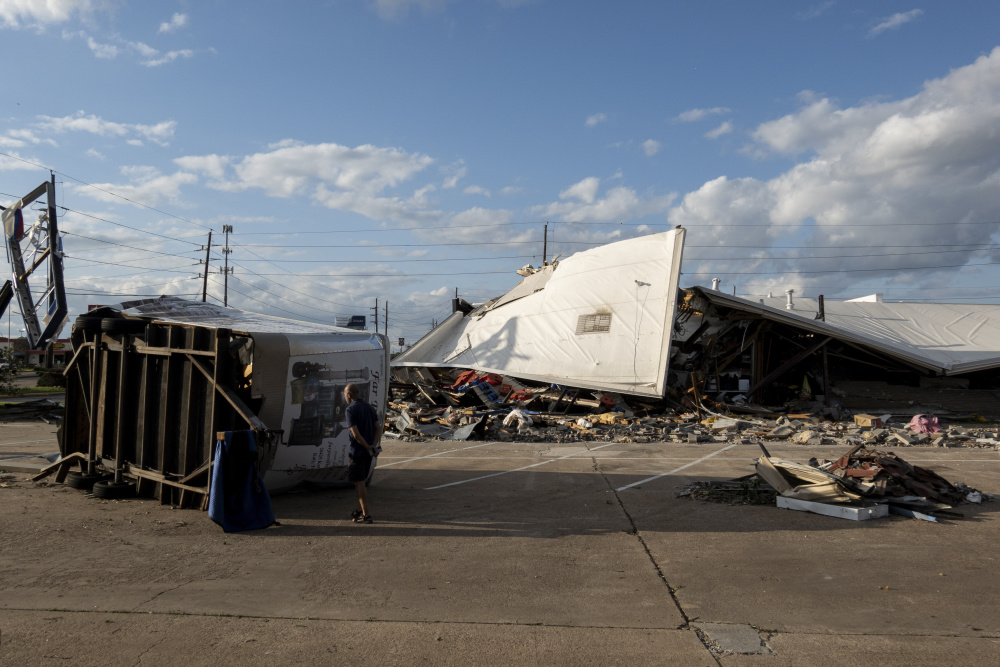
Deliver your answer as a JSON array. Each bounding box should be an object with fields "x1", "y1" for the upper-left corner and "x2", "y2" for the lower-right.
[{"x1": 1, "y1": 425, "x2": 998, "y2": 666}]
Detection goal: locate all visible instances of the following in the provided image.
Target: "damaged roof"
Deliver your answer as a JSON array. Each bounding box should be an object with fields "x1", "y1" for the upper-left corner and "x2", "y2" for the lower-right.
[
  {"x1": 695, "y1": 287, "x2": 1000, "y2": 375},
  {"x1": 393, "y1": 229, "x2": 686, "y2": 397}
]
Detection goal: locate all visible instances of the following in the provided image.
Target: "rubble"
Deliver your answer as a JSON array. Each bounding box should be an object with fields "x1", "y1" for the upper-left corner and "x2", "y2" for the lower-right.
[
  {"x1": 385, "y1": 367, "x2": 1000, "y2": 450},
  {"x1": 678, "y1": 440, "x2": 989, "y2": 522}
]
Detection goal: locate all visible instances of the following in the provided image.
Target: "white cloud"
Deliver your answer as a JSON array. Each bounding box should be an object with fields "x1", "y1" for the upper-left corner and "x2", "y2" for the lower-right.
[
  {"x1": 129, "y1": 41, "x2": 158, "y2": 58},
  {"x1": 538, "y1": 180, "x2": 675, "y2": 223},
  {"x1": 75, "y1": 167, "x2": 197, "y2": 207},
  {"x1": 142, "y1": 49, "x2": 194, "y2": 67},
  {"x1": 559, "y1": 177, "x2": 600, "y2": 204},
  {"x1": 464, "y1": 185, "x2": 491, "y2": 196},
  {"x1": 705, "y1": 121, "x2": 733, "y2": 139},
  {"x1": 182, "y1": 141, "x2": 443, "y2": 225},
  {"x1": 669, "y1": 46, "x2": 1000, "y2": 293},
  {"x1": 585, "y1": 113, "x2": 607, "y2": 127},
  {"x1": 501, "y1": 185, "x2": 522, "y2": 195},
  {"x1": 373, "y1": 0, "x2": 450, "y2": 20},
  {"x1": 0, "y1": 151, "x2": 38, "y2": 170},
  {"x1": 868, "y1": 9, "x2": 923, "y2": 37},
  {"x1": 126, "y1": 138, "x2": 143, "y2": 146},
  {"x1": 174, "y1": 154, "x2": 230, "y2": 180},
  {"x1": 36, "y1": 112, "x2": 177, "y2": 146},
  {"x1": 0, "y1": 0, "x2": 94, "y2": 29},
  {"x1": 86, "y1": 36, "x2": 117, "y2": 58},
  {"x1": 85, "y1": 148, "x2": 104, "y2": 159},
  {"x1": 441, "y1": 161, "x2": 466, "y2": 189},
  {"x1": 798, "y1": 1, "x2": 835, "y2": 20},
  {"x1": 642, "y1": 139, "x2": 661, "y2": 156},
  {"x1": 158, "y1": 12, "x2": 188, "y2": 34},
  {"x1": 675, "y1": 107, "x2": 731, "y2": 122}
]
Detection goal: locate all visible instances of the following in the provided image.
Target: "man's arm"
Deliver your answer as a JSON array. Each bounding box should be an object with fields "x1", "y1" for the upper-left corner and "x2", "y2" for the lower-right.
[{"x1": 349, "y1": 425, "x2": 371, "y2": 452}]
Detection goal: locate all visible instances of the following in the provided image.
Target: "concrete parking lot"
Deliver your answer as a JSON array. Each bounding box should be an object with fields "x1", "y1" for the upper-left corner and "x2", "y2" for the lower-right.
[{"x1": 1, "y1": 422, "x2": 999, "y2": 665}]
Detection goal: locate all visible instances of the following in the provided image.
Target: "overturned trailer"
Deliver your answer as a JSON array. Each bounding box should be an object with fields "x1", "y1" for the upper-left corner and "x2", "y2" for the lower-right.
[{"x1": 60, "y1": 297, "x2": 388, "y2": 507}]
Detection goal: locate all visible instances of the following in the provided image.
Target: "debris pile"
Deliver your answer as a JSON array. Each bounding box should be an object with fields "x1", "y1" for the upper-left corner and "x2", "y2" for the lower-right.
[
  {"x1": 680, "y1": 441, "x2": 988, "y2": 521},
  {"x1": 386, "y1": 370, "x2": 1000, "y2": 450},
  {"x1": 0, "y1": 398, "x2": 63, "y2": 423}
]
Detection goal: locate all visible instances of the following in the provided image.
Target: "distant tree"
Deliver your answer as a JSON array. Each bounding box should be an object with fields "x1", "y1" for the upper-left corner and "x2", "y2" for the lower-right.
[
  {"x1": 0, "y1": 347, "x2": 20, "y2": 395},
  {"x1": 11, "y1": 337, "x2": 28, "y2": 354}
]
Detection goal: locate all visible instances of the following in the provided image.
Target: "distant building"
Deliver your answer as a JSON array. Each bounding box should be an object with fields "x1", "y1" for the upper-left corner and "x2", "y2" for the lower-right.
[{"x1": 0, "y1": 337, "x2": 72, "y2": 367}]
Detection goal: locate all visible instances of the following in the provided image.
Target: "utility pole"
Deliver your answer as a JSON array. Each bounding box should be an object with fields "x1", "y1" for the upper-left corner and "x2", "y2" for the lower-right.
[
  {"x1": 370, "y1": 298, "x2": 378, "y2": 333},
  {"x1": 543, "y1": 222, "x2": 548, "y2": 264},
  {"x1": 221, "y1": 225, "x2": 233, "y2": 307},
  {"x1": 201, "y1": 231, "x2": 212, "y2": 302},
  {"x1": 384, "y1": 300, "x2": 388, "y2": 338}
]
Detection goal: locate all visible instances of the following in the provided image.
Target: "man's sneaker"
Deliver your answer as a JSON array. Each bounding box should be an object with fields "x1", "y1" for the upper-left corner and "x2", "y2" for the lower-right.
[
  {"x1": 350, "y1": 509, "x2": 363, "y2": 520},
  {"x1": 353, "y1": 514, "x2": 373, "y2": 523}
]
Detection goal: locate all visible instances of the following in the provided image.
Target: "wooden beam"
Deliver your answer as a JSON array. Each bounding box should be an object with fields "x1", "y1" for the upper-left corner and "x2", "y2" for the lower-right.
[
  {"x1": 747, "y1": 336, "x2": 832, "y2": 396},
  {"x1": 185, "y1": 353, "x2": 265, "y2": 430},
  {"x1": 30, "y1": 452, "x2": 86, "y2": 482}
]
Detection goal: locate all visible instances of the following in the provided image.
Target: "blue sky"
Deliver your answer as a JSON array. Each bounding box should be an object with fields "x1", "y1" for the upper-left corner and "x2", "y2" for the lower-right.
[{"x1": 2, "y1": 1, "x2": 1000, "y2": 347}]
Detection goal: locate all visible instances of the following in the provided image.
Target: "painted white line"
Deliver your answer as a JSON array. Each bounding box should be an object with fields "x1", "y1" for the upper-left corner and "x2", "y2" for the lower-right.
[
  {"x1": 377, "y1": 441, "x2": 502, "y2": 468},
  {"x1": 425, "y1": 442, "x2": 620, "y2": 490},
  {"x1": 0, "y1": 439, "x2": 56, "y2": 447},
  {"x1": 616, "y1": 444, "x2": 738, "y2": 492}
]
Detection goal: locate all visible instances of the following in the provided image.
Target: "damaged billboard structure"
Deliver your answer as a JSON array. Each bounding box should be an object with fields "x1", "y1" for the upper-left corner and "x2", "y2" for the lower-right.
[
  {"x1": 49, "y1": 297, "x2": 388, "y2": 507},
  {"x1": 392, "y1": 229, "x2": 1000, "y2": 421}
]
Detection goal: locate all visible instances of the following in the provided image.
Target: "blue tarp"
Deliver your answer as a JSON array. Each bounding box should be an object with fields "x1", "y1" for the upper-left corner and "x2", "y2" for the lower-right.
[{"x1": 208, "y1": 430, "x2": 275, "y2": 533}]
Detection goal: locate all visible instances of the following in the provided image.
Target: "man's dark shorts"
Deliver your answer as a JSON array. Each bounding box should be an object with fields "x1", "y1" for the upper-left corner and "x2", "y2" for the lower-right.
[{"x1": 348, "y1": 453, "x2": 373, "y2": 483}]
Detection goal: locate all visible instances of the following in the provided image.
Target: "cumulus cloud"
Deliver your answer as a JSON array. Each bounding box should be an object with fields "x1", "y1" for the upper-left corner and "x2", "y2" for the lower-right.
[
  {"x1": 705, "y1": 121, "x2": 733, "y2": 139},
  {"x1": 675, "y1": 107, "x2": 731, "y2": 122},
  {"x1": 441, "y1": 161, "x2": 466, "y2": 189},
  {"x1": 180, "y1": 141, "x2": 444, "y2": 225},
  {"x1": 464, "y1": 185, "x2": 491, "y2": 197},
  {"x1": 0, "y1": 0, "x2": 94, "y2": 29},
  {"x1": 869, "y1": 9, "x2": 923, "y2": 37},
  {"x1": 536, "y1": 177, "x2": 674, "y2": 223},
  {"x1": 158, "y1": 12, "x2": 188, "y2": 33},
  {"x1": 669, "y1": 46, "x2": 1000, "y2": 294},
  {"x1": 559, "y1": 177, "x2": 600, "y2": 204},
  {"x1": 642, "y1": 139, "x2": 661, "y2": 156},
  {"x1": 586, "y1": 113, "x2": 607, "y2": 127},
  {"x1": 36, "y1": 112, "x2": 176, "y2": 146},
  {"x1": 75, "y1": 167, "x2": 197, "y2": 207}
]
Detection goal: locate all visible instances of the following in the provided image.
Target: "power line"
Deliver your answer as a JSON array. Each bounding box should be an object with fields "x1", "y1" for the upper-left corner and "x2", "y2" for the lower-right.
[{"x1": 0, "y1": 151, "x2": 215, "y2": 232}]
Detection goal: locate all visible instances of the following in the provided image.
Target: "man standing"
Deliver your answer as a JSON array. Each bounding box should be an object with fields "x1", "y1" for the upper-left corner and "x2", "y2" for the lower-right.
[{"x1": 344, "y1": 383, "x2": 381, "y2": 523}]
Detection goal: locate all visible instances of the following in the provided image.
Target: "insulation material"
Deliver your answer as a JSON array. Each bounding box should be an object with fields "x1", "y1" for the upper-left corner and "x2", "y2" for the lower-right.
[{"x1": 393, "y1": 229, "x2": 686, "y2": 397}]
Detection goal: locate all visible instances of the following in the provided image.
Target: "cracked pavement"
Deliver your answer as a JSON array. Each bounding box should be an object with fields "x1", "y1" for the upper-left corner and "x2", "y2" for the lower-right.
[{"x1": 2, "y1": 424, "x2": 999, "y2": 665}]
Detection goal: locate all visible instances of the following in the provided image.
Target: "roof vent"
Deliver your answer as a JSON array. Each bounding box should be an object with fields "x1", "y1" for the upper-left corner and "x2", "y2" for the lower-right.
[
  {"x1": 711, "y1": 278, "x2": 721, "y2": 291},
  {"x1": 785, "y1": 289, "x2": 794, "y2": 310}
]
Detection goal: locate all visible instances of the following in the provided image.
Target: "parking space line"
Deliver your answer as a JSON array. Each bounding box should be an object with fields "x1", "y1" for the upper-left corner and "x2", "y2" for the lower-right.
[
  {"x1": 425, "y1": 442, "x2": 620, "y2": 490},
  {"x1": 378, "y1": 441, "x2": 502, "y2": 468},
  {"x1": 0, "y1": 439, "x2": 56, "y2": 447},
  {"x1": 616, "y1": 444, "x2": 738, "y2": 491}
]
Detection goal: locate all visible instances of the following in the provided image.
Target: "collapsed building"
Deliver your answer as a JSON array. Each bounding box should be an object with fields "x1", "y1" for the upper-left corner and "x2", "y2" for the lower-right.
[{"x1": 392, "y1": 229, "x2": 1000, "y2": 420}]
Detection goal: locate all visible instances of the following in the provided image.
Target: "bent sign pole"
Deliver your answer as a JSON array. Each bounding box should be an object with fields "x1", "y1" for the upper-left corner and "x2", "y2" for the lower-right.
[{"x1": 0, "y1": 176, "x2": 68, "y2": 350}]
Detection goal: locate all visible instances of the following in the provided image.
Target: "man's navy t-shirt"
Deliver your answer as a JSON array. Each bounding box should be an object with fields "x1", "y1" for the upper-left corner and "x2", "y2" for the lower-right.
[{"x1": 345, "y1": 399, "x2": 378, "y2": 459}]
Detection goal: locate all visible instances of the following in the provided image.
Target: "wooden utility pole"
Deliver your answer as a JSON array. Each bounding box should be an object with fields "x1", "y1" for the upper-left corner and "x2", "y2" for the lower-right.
[
  {"x1": 371, "y1": 298, "x2": 378, "y2": 333},
  {"x1": 543, "y1": 222, "x2": 548, "y2": 264},
  {"x1": 201, "y1": 231, "x2": 212, "y2": 302},
  {"x1": 221, "y1": 225, "x2": 233, "y2": 307},
  {"x1": 384, "y1": 300, "x2": 388, "y2": 338}
]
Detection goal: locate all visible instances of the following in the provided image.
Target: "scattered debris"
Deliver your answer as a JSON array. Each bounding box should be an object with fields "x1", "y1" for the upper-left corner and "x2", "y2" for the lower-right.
[
  {"x1": 677, "y1": 441, "x2": 989, "y2": 522},
  {"x1": 0, "y1": 398, "x2": 63, "y2": 422}
]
